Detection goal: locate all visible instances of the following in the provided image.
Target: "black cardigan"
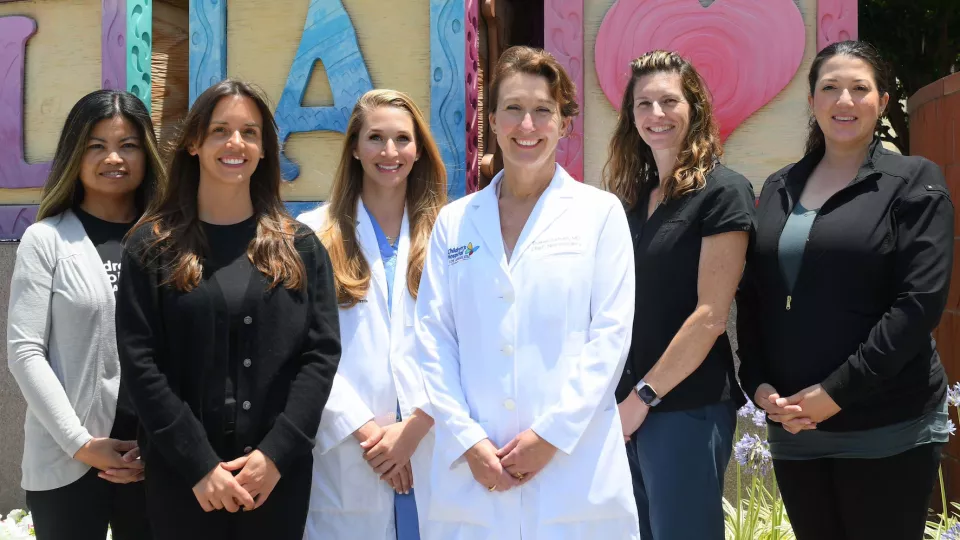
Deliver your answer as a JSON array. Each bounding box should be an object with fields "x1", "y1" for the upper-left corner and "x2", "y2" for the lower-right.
[
  {"x1": 116, "y1": 221, "x2": 341, "y2": 487},
  {"x1": 737, "y1": 139, "x2": 954, "y2": 431}
]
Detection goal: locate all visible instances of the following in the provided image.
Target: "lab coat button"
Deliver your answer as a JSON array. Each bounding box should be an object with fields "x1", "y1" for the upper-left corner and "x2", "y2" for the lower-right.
[
  {"x1": 242, "y1": 401, "x2": 251, "y2": 410},
  {"x1": 243, "y1": 358, "x2": 252, "y2": 368},
  {"x1": 243, "y1": 316, "x2": 253, "y2": 325},
  {"x1": 502, "y1": 344, "x2": 514, "y2": 356},
  {"x1": 502, "y1": 290, "x2": 515, "y2": 303},
  {"x1": 503, "y1": 399, "x2": 516, "y2": 411}
]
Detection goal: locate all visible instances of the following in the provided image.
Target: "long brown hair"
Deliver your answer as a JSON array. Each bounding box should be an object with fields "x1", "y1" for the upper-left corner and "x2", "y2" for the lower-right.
[
  {"x1": 38, "y1": 90, "x2": 165, "y2": 221},
  {"x1": 319, "y1": 89, "x2": 447, "y2": 307},
  {"x1": 603, "y1": 50, "x2": 723, "y2": 210},
  {"x1": 134, "y1": 79, "x2": 305, "y2": 292}
]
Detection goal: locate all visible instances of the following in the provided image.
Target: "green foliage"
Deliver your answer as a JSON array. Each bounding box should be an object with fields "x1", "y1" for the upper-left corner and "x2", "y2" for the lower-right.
[{"x1": 860, "y1": 0, "x2": 960, "y2": 153}]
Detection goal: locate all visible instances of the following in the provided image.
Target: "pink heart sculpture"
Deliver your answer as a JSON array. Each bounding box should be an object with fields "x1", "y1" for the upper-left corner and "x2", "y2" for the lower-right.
[{"x1": 595, "y1": 0, "x2": 805, "y2": 141}]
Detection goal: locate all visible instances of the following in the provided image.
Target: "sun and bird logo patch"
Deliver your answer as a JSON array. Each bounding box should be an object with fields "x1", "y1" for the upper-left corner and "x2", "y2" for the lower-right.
[{"x1": 448, "y1": 242, "x2": 481, "y2": 266}]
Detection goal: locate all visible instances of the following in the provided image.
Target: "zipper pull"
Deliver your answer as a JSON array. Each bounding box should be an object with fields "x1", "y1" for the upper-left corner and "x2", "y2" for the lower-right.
[{"x1": 786, "y1": 296, "x2": 792, "y2": 311}]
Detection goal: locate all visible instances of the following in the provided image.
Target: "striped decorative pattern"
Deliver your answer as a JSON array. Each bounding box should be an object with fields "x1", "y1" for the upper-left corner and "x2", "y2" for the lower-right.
[{"x1": 430, "y1": 0, "x2": 467, "y2": 199}]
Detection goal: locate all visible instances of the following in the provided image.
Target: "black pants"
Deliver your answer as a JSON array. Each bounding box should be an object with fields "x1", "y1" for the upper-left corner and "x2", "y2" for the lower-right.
[
  {"x1": 143, "y1": 453, "x2": 313, "y2": 540},
  {"x1": 26, "y1": 467, "x2": 151, "y2": 540},
  {"x1": 773, "y1": 443, "x2": 943, "y2": 540}
]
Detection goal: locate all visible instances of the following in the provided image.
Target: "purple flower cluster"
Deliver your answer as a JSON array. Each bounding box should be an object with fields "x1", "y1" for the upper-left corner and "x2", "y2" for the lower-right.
[
  {"x1": 948, "y1": 382, "x2": 960, "y2": 408},
  {"x1": 943, "y1": 523, "x2": 960, "y2": 540},
  {"x1": 737, "y1": 399, "x2": 768, "y2": 428},
  {"x1": 733, "y1": 433, "x2": 772, "y2": 476}
]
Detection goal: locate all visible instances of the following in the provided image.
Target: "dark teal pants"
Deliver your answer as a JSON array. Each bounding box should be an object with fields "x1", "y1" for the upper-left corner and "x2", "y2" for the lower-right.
[{"x1": 625, "y1": 400, "x2": 736, "y2": 540}]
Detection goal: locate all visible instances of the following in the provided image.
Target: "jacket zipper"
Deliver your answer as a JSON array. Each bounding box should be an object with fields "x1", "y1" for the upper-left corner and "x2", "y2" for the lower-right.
[{"x1": 777, "y1": 170, "x2": 881, "y2": 312}]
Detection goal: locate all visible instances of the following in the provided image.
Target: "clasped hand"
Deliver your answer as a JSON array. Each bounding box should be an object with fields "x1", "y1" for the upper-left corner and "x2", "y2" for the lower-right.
[
  {"x1": 192, "y1": 450, "x2": 280, "y2": 513},
  {"x1": 355, "y1": 416, "x2": 432, "y2": 495},
  {"x1": 465, "y1": 429, "x2": 557, "y2": 492},
  {"x1": 754, "y1": 383, "x2": 841, "y2": 434},
  {"x1": 74, "y1": 437, "x2": 144, "y2": 484}
]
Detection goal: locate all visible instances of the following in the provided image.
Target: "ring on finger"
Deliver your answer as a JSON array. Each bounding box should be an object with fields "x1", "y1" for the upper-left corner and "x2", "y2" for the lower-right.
[
  {"x1": 488, "y1": 483, "x2": 498, "y2": 492},
  {"x1": 513, "y1": 472, "x2": 525, "y2": 480}
]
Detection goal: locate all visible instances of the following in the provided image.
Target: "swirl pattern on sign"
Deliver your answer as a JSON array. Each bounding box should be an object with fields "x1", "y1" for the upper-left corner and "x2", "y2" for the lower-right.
[
  {"x1": 595, "y1": 0, "x2": 805, "y2": 141},
  {"x1": 189, "y1": 0, "x2": 227, "y2": 106},
  {"x1": 274, "y1": 0, "x2": 374, "y2": 181},
  {"x1": 818, "y1": 0, "x2": 857, "y2": 52},
  {"x1": 127, "y1": 0, "x2": 151, "y2": 110},
  {"x1": 102, "y1": 0, "x2": 126, "y2": 90},
  {"x1": 431, "y1": 0, "x2": 467, "y2": 198},
  {"x1": 465, "y1": 0, "x2": 479, "y2": 194},
  {"x1": 544, "y1": 0, "x2": 584, "y2": 182}
]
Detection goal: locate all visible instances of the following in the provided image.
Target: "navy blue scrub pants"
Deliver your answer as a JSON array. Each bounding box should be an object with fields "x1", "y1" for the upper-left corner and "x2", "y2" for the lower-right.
[{"x1": 625, "y1": 400, "x2": 737, "y2": 540}]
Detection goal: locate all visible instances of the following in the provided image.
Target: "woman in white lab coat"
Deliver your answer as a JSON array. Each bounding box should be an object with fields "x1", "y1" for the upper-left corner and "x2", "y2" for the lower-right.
[
  {"x1": 415, "y1": 46, "x2": 640, "y2": 540},
  {"x1": 298, "y1": 89, "x2": 447, "y2": 540}
]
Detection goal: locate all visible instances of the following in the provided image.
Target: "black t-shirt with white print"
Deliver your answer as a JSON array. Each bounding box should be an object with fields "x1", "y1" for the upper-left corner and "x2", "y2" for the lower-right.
[{"x1": 74, "y1": 206, "x2": 139, "y2": 441}]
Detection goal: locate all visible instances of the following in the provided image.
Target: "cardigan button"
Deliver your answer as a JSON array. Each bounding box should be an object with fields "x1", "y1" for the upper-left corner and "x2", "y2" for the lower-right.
[
  {"x1": 243, "y1": 358, "x2": 252, "y2": 368},
  {"x1": 243, "y1": 316, "x2": 253, "y2": 325},
  {"x1": 242, "y1": 401, "x2": 251, "y2": 411},
  {"x1": 243, "y1": 446, "x2": 253, "y2": 454}
]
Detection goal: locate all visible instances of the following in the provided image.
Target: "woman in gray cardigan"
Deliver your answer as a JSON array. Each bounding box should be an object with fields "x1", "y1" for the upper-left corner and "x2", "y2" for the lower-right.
[{"x1": 7, "y1": 90, "x2": 164, "y2": 540}]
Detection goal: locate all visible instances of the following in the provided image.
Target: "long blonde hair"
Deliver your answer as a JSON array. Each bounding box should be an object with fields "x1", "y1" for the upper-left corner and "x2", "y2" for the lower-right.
[
  {"x1": 603, "y1": 51, "x2": 722, "y2": 210},
  {"x1": 38, "y1": 90, "x2": 165, "y2": 221},
  {"x1": 319, "y1": 89, "x2": 447, "y2": 307}
]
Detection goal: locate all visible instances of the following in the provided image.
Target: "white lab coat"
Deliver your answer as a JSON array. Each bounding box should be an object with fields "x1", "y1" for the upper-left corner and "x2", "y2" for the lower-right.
[
  {"x1": 414, "y1": 165, "x2": 640, "y2": 540},
  {"x1": 298, "y1": 201, "x2": 437, "y2": 540}
]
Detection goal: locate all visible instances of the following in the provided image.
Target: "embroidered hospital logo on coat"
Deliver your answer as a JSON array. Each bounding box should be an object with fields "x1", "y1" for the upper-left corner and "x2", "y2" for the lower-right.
[{"x1": 448, "y1": 242, "x2": 481, "y2": 265}]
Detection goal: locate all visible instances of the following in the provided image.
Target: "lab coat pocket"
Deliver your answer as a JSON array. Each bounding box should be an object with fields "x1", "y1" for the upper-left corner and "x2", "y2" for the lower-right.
[
  {"x1": 427, "y1": 422, "x2": 496, "y2": 527},
  {"x1": 310, "y1": 440, "x2": 390, "y2": 514},
  {"x1": 537, "y1": 407, "x2": 637, "y2": 524}
]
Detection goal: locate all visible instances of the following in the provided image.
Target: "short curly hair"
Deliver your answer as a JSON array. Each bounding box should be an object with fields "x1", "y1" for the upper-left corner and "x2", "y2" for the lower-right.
[{"x1": 488, "y1": 46, "x2": 580, "y2": 119}]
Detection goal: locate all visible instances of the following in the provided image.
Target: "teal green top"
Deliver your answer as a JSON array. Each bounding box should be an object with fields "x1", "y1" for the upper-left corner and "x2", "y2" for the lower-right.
[
  {"x1": 769, "y1": 398, "x2": 950, "y2": 460},
  {"x1": 772, "y1": 201, "x2": 951, "y2": 459},
  {"x1": 777, "y1": 202, "x2": 818, "y2": 291}
]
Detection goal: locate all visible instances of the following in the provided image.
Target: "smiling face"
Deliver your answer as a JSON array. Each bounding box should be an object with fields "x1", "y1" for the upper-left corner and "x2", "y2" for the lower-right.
[
  {"x1": 810, "y1": 54, "x2": 889, "y2": 150},
  {"x1": 189, "y1": 94, "x2": 264, "y2": 188},
  {"x1": 489, "y1": 72, "x2": 570, "y2": 174},
  {"x1": 78, "y1": 115, "x2": 145, "y2": 200},
  {"x1": 355, "y1": 105, "x2": 419, "y2": 192},
  {"x1": 632, "y1": 71, "x2": 691, "y2": 153}
]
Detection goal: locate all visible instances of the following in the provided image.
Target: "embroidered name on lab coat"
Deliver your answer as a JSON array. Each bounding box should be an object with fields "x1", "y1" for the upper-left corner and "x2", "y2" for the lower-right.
[
  {"x1": 448, "y1": 243, "x2": 481, "y2": 266},
  {"x1": 528, "y1": 235, "x2": 583, "y2": 255}
]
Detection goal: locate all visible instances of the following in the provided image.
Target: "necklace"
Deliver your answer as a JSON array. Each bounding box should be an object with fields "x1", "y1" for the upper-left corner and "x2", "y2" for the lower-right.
[{"x1": 384, "y1": 234, "x2": 398, "y2": 247}]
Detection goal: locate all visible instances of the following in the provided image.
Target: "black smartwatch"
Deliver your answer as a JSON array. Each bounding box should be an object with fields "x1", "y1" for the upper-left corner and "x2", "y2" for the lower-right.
[{"x1": 633, "y1": 380, "x2": 661, "y2": 407}]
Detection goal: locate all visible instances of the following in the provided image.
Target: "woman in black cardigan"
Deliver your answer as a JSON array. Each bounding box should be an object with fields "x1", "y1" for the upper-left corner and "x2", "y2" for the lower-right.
[
  {"x1": 115, "y1": 80, "x2": 341, "y2": 539},
  {"x1": 737, "y1": 41, "x2": 954, "y2": 540}
]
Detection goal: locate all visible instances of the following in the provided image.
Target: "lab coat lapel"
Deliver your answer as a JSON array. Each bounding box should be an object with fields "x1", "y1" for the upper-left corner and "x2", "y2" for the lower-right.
[
  {"x1": 356, "y1": 199, "x2": 388, "y2": 305},
  {"x1": 389, "y1": 206, "x2": 411, "y2": 331},
  {"x1": 508, "y1": 165, "x2": 574, "y2": 267},
  {"x1": 465, "y1": 177, "x2": 510, "y2": 275}
]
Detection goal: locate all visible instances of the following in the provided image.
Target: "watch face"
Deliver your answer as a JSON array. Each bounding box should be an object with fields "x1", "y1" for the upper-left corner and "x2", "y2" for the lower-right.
[{"x1": 637, "y1": 384, "x2": 658, "y2": 405}]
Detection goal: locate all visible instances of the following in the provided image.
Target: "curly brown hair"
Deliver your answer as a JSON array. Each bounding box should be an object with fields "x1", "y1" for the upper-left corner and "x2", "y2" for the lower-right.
[{"x1": 603, "y1": 50, "x2": 722, "y2": 210}]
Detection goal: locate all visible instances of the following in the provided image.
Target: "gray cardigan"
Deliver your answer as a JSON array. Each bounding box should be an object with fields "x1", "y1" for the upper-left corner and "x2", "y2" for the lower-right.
[{"x1": 7, "y1": 210, "x2": 121, "y2": 490}]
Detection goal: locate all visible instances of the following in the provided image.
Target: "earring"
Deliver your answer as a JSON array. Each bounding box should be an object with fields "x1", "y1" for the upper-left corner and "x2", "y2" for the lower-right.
[{"x1": 353, "y1": 153, "x2": 359, "y2": 160}]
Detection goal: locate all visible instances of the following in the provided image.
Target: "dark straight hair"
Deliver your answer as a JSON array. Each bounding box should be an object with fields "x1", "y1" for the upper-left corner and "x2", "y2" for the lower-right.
[
  {"x1": 37, "y1": 90, "x2": 165, "y2": 221},
  {"x1": 805, "y1": 40, "x2": 891, "y2": 155}
]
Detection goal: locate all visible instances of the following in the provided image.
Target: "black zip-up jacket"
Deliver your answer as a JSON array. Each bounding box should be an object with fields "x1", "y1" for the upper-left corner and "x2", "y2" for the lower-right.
[
  {"x1": 116, "y1": 222, "x2": 342, "y2": 487},
  {"x1": 737, "y1": 139, "x2": 954, "y2": 431}
]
